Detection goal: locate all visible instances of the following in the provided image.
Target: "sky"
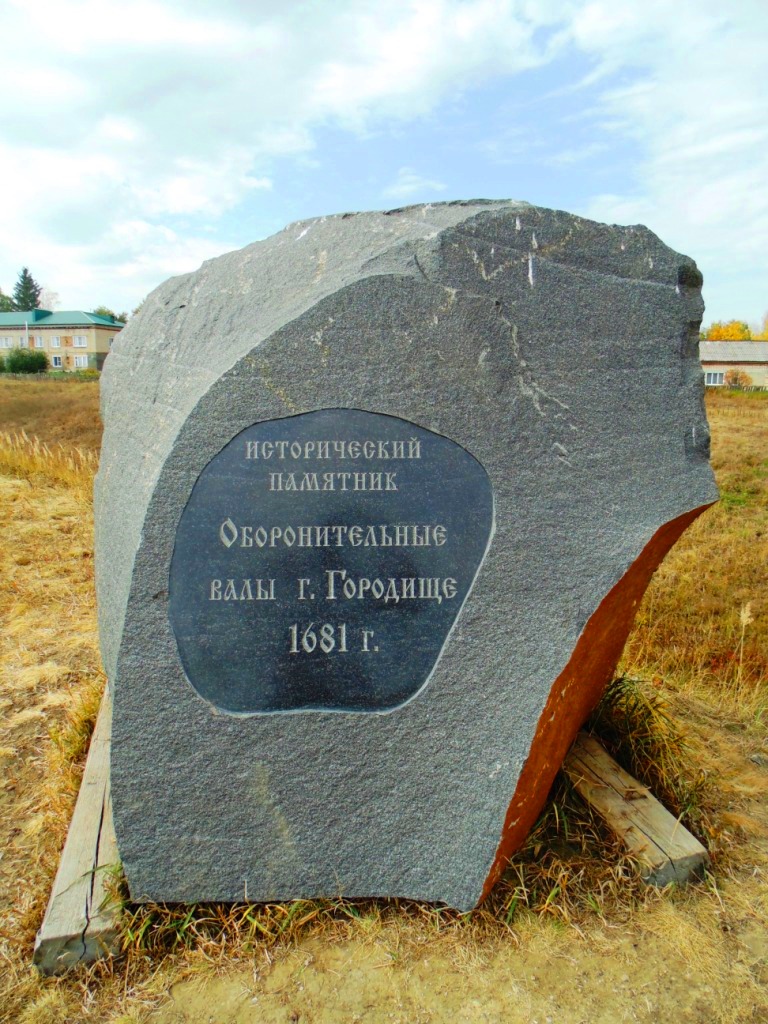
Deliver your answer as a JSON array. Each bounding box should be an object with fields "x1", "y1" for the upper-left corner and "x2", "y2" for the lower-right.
[{"x1": 0, "y1": 0, "x2": 766, "y2": 327}]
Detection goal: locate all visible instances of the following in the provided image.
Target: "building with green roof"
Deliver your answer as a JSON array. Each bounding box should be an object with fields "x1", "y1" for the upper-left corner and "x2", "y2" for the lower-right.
[{"x1": 0, "y1": 310, "x2": 125, "y2": 371}]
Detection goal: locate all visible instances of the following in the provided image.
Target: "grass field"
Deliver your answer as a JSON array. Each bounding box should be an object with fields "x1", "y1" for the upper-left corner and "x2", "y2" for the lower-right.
[
  {"x1": 0, "y1": 377, "x2": 102, "y2": 453},
  {"x1": 0, "y1": 378, "x2": 766, "y2": 1023}
]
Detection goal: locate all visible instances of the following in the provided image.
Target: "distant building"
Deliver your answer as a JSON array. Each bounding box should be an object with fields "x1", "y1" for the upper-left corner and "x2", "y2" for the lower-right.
[
  {"x1": 0, "y1": 309, "x2": 125, "y2": 371},
  {"x1": 699, "y1": 341, "x2": 768, "y2": 387}
]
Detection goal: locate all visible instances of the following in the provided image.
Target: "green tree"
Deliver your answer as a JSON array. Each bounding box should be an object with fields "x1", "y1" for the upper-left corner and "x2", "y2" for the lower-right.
[
  {"x1": 5, "y1": 348, "x2": 48, "y2": 373},
  {"x1": 12, "y1": 267, "x2": 42, "y2": 311},
  {"x1": 0, "y1": 289, "x2": 13, "y2": 311},
  {"x1": 93, "y1": 305, "x2": 128, "y2": 323}
]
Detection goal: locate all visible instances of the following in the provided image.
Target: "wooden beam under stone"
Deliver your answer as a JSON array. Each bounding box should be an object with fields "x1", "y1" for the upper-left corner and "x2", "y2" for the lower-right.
[
  {"x1": 33, "y1": 685, "x2": 121, "y2": 976},
  {"x1": 563, "y1": 731, "x2": 710, "y2": 886}
]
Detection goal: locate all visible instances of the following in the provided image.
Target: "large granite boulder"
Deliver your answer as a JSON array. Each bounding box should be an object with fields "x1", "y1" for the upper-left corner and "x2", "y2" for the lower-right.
[{"x1": 95, "y1": 200, "x2": 717, "y2": 910}]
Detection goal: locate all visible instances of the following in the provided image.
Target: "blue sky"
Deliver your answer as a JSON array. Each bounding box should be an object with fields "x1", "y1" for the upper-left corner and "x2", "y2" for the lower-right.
[{"x1": 1, "y1": 0, "x2": 766, "y2": 327}]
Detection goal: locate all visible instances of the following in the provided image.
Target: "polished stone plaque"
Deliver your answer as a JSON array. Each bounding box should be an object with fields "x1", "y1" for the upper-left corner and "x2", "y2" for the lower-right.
[{"x1": 169, "y1": 408, "x2": 494, "y2": 713}]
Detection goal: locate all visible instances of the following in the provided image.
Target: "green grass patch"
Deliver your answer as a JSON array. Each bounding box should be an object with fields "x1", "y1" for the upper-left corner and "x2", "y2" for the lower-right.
[{"x1": 719, "y1": 488, "x2": 753, "y2": 511}]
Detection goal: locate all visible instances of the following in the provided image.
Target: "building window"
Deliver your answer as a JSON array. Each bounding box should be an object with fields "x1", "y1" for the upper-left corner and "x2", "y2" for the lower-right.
[
  {"x1": 0, "y1": 337, "x2": 12, "y2": 349},
  {"x1": 74, "y1": 355, "x2": 89, "y2": 368},
  {"x1": 73, "y1": 335, "x2": 88, "y2": 348},
  {"x1": 34, "y1": 336, "x2": 44, "y2": 348},
  {"x1": 52, "y1": 355, "x2": 62, "y2": 368},
  {"x1": 19, "y1": 336, "x2": 27, "y2": 347},
  {"x1": 51, "y1": 336, "x2": 61, "y2": 348},
  {"x1": 705, "y1": 371, "x2": 725, "y2": 386}
]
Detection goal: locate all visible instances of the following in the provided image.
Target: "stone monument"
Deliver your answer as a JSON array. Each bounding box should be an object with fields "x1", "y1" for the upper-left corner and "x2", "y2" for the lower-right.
[{"x1": 95, "y1": 200, "x2": 717, "y2": 910}]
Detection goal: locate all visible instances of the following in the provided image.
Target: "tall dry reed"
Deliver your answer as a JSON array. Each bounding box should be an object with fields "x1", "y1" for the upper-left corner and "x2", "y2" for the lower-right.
[{"x1": 0, "y1": 429, "x2": 97, "y2": 497}]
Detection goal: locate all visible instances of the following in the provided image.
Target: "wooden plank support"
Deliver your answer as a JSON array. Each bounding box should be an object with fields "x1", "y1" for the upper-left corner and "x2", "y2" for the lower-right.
[
  {"x1": 563, "y1": 731, "x2": 710, "y2": 886},
  {"x1": 34, "y1": 685, "x2": 121, "y2": 975}
]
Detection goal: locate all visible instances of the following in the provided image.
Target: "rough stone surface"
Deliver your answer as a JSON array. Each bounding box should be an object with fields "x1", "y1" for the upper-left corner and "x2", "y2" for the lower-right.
[{"x1": 96, "y1": 200, "x2": 717, "y2": 910}]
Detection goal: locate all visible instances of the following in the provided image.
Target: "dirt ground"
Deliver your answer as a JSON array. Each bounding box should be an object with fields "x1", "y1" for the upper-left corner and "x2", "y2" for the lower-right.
[
  {"x1": 149, "y1": 911, "x2": 765, "y2": 1024},
  {"x1": 144, "y1": 703, "x2": 768, "y2": 1024},
  {"x1": 0, "y1": 383, "x2": 766, "y2": 1023}
]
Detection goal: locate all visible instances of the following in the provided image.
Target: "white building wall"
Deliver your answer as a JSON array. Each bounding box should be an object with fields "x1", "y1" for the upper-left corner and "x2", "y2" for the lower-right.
[{"x1": 701, "y1": 362, "x2": 768, "y2": 386}]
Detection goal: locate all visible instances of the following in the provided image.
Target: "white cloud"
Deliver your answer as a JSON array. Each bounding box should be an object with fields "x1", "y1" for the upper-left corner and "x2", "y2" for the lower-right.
[
  {"x1": 568, "y1": 0, "x2": 768, "y2": 321},
  {"x1": 0, "y1": 0, "x2": 765, "y2": 320},
  {"x1": 308, "y1": 0, "x2": 556, "y2": 126},
  {"x1": 0, "y1": 0, "x2": 568, "y2": 310},
  {"x1": 98, "y1": 116, "x2": 143, "y2": 144},
  {"x1": 133, "y1": 154, "x2": 272, "y2": 217},
  {"x1": 382, "y1": 167, "x2": 448, "y2": 200},
  {"x1": 547, "y1": 142, "x2": 608, "y2": 166}
]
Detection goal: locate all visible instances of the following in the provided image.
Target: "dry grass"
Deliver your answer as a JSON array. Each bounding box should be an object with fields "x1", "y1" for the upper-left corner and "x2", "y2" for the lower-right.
[
  {"x1": 0, "y1": 431, "x2": 98, "y2": 498},
  {"x1": 621, "y1": 389, "x2": 768, "y2": 719},
  {"x1": 0, "y1": 378, "x2": 102, "y2": 453},
  {"x1": 0, "y1": 385, "x2": 766, "y2": 1023},
  {"x1": 106, "y1": 669, "x2": 726, "y2": 966},
  {"x1": 586, "y1": 676, "x2": 715, "y2": 847},
  {"x1": 0, "y1": 468, "x2": 105, "y2": 1022}
]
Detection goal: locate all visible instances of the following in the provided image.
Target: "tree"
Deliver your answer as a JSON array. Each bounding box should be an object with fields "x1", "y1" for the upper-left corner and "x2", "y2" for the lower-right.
[
  {"x1": 0, "y1": 289, "x2": 13, "y2": 312},
  {"x1": 39, "y1": 287, "x2": 60, "y2": 310},
  {"x1": 724, "y1": 368, "x2": 753, "y2": 388},
  {"x1": 12, "y1": 267, "x2": 42, "y2": 311},
  {"x1": 754, "y1": 312, "x2": 768, "y2": 341},
  {"x1": 703, "y1": 320, "x2": 752, "y2": 341},
  {"x1": 5, "y1": 348, "x2": 48, "y2": 373},
  {"x1": 92, "y1": 305, "x2": 127, "y2": 323}
]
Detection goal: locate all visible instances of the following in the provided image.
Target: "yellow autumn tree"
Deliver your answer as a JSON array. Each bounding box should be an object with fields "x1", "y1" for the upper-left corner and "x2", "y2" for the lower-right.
[
  {"x1": 724, "y1": 368, "x2": 753, "y2": 388},
  {"x1": 703, "y1": 320, "x2": 752, "y2": 340}
]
